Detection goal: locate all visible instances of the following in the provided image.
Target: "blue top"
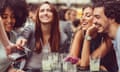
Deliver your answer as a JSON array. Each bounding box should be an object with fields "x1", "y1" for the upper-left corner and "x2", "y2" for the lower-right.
[{"x1": 112, "y1": 26, "x2": 120, "y2": 71}]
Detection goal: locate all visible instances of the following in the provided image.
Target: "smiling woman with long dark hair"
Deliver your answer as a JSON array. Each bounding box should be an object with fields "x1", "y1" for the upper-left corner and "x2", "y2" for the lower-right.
[
  {"x1": 35, "y1": 2, "x2": 60, "y2": 53},
  {"x1": 16, "y1": 1, "x2": 67, "y2": 72}
]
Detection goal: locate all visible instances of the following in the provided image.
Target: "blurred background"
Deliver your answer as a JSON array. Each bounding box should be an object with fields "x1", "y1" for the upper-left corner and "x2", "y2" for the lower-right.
[
  {"x1": 26, "y1": 0, "x2": 91, "y2": 5},
  {"x1": 26, "y1": 0, "x2": 92, "y2": 19}
]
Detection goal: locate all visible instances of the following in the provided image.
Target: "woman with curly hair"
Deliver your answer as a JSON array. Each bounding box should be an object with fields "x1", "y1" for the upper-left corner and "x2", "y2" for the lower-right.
[{"x1": 0, "y1": 0, "x2": 28, "y2": 72}]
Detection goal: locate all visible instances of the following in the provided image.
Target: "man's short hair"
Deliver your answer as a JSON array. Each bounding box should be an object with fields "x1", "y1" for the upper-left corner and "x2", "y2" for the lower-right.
[
  {"x1": 93, "y1": 1, "x2": 120, "y2": 24},
  {"x1": 104, "y1": 1, "x2": 120, "y2": 24}
]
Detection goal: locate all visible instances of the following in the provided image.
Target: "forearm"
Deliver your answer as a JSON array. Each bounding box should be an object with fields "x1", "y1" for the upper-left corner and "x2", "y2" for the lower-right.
[
  {"x1": 21, "y1": 24, "x2": 33, "y2": 39},
  {"x1": 69, "y1": 43, "x2": 80, "y2": 57},
  {"x1": 15, "y1": 25, "x2": 33, "y2": 46},
  {"x1": 16, "y1": 25, "x2": 31, "y2": 48},
  {"x1": 80, "y1": 39, "x2": 91, "y2": 66},
  {"x1": 91, "y1": 45, "x2": 109, "y2": 59},
  {"x1": 69, "y1": 30, "x2": 83, "y2": 57},
  {"x1": 92, "y1": 37, "x2": 112, "y2": 58}
]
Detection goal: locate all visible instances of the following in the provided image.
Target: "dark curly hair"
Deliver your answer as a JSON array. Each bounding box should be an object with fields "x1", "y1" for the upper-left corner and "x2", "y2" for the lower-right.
[
  {"x1": 0, "y1": 0, "x2": 28, "y2": 28},
  {"x1": 104, "y1": 1, "x2": 120, "y2": 24},
  {"x1": 93, "y1": 1, "x2": 120, "y2": 24}
]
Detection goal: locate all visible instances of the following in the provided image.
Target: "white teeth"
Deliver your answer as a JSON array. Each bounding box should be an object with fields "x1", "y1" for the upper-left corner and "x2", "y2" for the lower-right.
[
  {"x1": 6, "y1": 24, "x2": 14, "y2": 27},
  {"x1": 42, "y1": 17, "x2": 49, "y2": 19},
  {"x1": 82, "y1": 22, "x2": 87, "y2": 25}
]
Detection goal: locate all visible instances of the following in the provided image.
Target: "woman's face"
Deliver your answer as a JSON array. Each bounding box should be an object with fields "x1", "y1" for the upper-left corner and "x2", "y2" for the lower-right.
[
  {"x1": 29, "y1": 11, "x2": 37, "y2": 22},
  {"x1": 81, "y1": 7, "x2": 93, "y2": 30},
  {"x1": 1, "y1": 7, "x2": 16, "y2": 32},
  {"x1": 69, "y1": 10, "x2": 77, "y2": 22},
  {"x1": 39, "y1": 4, "x2": 53, "y2": 24}
]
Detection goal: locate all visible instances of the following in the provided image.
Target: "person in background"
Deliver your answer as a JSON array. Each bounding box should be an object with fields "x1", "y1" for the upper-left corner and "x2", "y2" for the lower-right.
[
  {"x1": 16, "y1": 2, "x2": 67, "y2": 72},
  {"x1": 58, "y1": 7, "x2": 80, "y2": 52},
  {"x1": 24, "y1": 3, "x2": 39, "y2": 27},
  {"x1": 65, "y1": 8, "x2": 80, "y2": 32},
  {"x1": 58, "y1": 7, "x2": 73, "y2": 53},
  {"x1": 28, "y1": 3, "x2": 38, "y2": 23},
  {"x1": 65, "y1": 8, "x2": 77, "y2": 23}
]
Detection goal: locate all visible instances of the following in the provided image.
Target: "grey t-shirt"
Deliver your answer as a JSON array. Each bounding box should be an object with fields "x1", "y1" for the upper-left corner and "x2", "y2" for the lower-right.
[
  {"x1": 27, "y1": 42, "x2": 51, "y2": 69},
  {"x1": 21, "y1": 24, "x2": 68, "y2": 69}
]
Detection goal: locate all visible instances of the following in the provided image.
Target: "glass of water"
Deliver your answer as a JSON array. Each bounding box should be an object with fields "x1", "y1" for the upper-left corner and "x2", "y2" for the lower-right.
[
  {"x1": 42, "y1": 53, "x2": 52, "y2": 71},
  {"x1": 60, "y1": 53, "x2": 77, "y2": 72},
  {"x1": 90, "y1": 56, "x2": 100, "y2": 71}
]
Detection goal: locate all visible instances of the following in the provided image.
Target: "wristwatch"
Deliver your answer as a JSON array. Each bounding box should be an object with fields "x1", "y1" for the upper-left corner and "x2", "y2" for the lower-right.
[{"x1": 85, "y1": 35, "x2": 92, "y2": 40}]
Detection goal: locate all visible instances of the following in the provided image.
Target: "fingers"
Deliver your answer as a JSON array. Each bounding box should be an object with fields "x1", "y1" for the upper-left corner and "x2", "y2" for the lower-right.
[
  {"x1": 21, "y1": 39, "x2": 27, "y2": 47},
  {"x1": 0, "y1": 16, "x2": 1, "y2": 20},
  {"x1": 16, "y1": 38, "x2": 27, "y2": 49},
  {"x1": 64, "y1": 56, "x2": 71, "y2": 62},
  {"x1": 6, "y1": 38, "x2": 27, "y2": 55},
  {"x1": 16, "y1": 69, "x2": 25, "y2": 72},
  {"x1": 9, "y1": 69, "x2": 25, "y2": 72},
  {"x1": 76, "y1": 60, "x2": 81, "y2": 65},
  {"x1": 90, "y1": 24, "x2": 98, "y2": 31},
  {"x1": 64, "y1": 56, "x2": 79, "y2": 64},
  {"x1": 6, "y1": 43, "x2": 16, "y2": 55},
  {"x1": 7, "y1": 67, "x2": 17, "y2": 72},
  {"x1": 86, "y1": 25, "x2": 99, "y2": 39},
  {"x1": 5, "y1": 47, "x2": 11, "y2": 55}
]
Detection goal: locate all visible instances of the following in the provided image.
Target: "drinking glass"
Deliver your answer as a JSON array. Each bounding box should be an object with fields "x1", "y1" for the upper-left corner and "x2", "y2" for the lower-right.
[
  {"x1": 60, "y1": 53, "x2": 77, "y2": 72},
  {"x1": 42, "y1": 53, "x2": 52, "y2": 71},
  {"x1": 90, "y1": 56, "x2": 100, "y2": 71}
]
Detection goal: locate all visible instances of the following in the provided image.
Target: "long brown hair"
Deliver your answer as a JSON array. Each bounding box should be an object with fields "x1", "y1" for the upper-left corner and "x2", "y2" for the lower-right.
[{"x1": 35, "y1": 2, "x2": 60, "y2": 53}]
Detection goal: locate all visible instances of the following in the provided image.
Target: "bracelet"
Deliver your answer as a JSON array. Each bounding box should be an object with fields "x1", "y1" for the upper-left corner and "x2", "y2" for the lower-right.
[{"x1": 78, "y1": 66, "x2": 89, "y2": 71}]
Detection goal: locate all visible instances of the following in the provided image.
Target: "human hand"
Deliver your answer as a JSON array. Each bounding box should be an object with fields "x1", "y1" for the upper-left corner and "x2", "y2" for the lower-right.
[
  {"x1": 16, "y1": 38, "x2": 27, "y2": 49},
  {"x1": 64, "y1": 56, "x2": 79, "y2": 64},
  {"x1": 8, "y1": 67, "x2": 25, "y2": 72},
  {"x1": 15, "y1": 69, "x2": 25, "y2": 72},
  {"x1": 6, "y1": 42, "x2": 17, "y2": 55},
  {"x1": 86, "y1": 24, "x2": 98, "y2": 38}
]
